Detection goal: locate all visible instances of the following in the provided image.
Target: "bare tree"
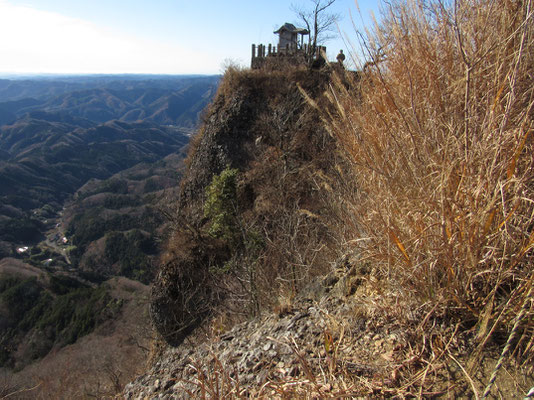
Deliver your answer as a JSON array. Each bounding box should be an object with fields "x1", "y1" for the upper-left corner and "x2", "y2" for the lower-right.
[{"x1": 292, "y1": 0, "x2": 340, "y2": 62}]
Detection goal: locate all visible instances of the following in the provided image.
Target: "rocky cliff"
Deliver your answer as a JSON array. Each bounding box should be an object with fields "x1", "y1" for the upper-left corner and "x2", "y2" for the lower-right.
[
  {"x1": 124, "y1": 59, "x2": 533, "y2": 398},
  {"x1": 148, "y1": 67, "x2": 350, "y2": 347}
]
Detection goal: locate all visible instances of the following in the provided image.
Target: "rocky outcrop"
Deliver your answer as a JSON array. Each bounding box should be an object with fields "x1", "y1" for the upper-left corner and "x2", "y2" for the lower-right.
[
  {"x1": 178, "y1": 86, "x2": 259, "y2": 208},
  {"x1": 149, "y1": 68, "x2": 342, "y2": 347},
  {"x1": 124, "y1": 64, "x2": 533, "y2": 400},
  {"x1": 125, "y1": 265, "x2": 407, "y2": 398}
]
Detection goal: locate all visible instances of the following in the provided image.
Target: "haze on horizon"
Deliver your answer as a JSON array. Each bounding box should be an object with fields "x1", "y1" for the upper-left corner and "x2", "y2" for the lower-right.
[{"x1": 0, "y1": 0, "x2": 378, "y2": 76}]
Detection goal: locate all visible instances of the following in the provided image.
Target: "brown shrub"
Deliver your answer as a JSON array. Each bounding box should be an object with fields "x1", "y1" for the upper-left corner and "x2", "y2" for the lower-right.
[{"x1": 321, "y1": 0, "x2": 534, "y2": 386}]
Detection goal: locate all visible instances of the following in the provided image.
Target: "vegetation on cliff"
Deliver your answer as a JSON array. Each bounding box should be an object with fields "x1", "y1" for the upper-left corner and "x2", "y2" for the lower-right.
[
  {"x1": 151, "y1": 65, "x2": 353, "y2": 345},
  {"x1": 146, "y1": 0, "x2": 533, "y2": 397}
]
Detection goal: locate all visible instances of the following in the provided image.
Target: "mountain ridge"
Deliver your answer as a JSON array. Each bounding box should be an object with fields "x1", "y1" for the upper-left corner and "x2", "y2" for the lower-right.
[
  {"x1": 0, "y1": 75, "x2": 217, "y2": 251},
  {"x1": 0, "y1": 74, "x2": 215, "y2": 395}
]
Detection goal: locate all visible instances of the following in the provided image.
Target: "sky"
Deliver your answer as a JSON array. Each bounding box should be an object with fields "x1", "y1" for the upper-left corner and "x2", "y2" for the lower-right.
[{"x1": 0, "y1": 0, "x2": 381, "y2": 75}]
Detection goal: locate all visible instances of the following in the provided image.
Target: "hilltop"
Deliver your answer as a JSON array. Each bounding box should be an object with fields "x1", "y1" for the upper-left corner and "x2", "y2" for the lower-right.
[{"x1": 125, "y1": 0, "x2": 533, "y2": 398}]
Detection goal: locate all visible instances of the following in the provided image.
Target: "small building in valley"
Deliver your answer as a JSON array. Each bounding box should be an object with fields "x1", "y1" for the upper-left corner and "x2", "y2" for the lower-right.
[{"x1": 16, "y1": 246, "x2": 29, "y2": 254}]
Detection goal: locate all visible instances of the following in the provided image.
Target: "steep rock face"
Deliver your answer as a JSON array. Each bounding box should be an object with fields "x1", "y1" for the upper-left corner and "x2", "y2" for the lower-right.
[
  {"x1": 149, "y1": 68, "x2": 346, "y2": 346},
  {"x1": 149, "y1": 75, "x2": 272, "y2": 346},
  {"x1": 127, "y1": 64, "x2": 534, "y2": 400},
  {"x1": 179, "y1": 90, "x2": 255, "y2": 206},
  {"x1": 177, "y1": 69, "x2": 335, "y2": 208},
  {"x1": 178, "y1": 75, "x2": 280, "y2": 209}
]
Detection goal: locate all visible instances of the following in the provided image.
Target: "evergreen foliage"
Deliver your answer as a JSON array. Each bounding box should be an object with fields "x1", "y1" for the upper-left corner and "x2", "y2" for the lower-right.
[
  {"x1": 0, "y1": 275, "x2": 119, "y2": 367},
  {"x1": 0, "y1": 216, "x2": 43, "y2": 243},
  {"x1": 104, "y1": 230, "x2": 156, "y2": 283},
  {"x1": 203, "y1": 167, "x2": 240, "y2": 243}
]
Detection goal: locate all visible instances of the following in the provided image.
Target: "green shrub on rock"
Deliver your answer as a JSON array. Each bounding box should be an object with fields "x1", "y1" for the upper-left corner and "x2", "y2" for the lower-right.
[{"x1": 203, "y1": 167, "x2": 239, "y2": 243}]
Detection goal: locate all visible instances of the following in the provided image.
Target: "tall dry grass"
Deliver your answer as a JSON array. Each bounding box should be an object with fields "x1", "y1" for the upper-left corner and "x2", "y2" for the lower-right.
[{"x1": 323, "y1": 0, "x2": 533, "y2": 363}]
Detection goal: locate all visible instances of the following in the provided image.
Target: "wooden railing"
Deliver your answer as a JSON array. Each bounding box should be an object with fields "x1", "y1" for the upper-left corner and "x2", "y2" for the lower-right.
[{"x1": 251, "y1": 43, "x2": 326, "y2": 69}]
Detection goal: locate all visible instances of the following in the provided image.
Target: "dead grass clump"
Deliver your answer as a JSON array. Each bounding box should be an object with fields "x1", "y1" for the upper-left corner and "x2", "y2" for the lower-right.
[{"x1": 320, "y1": 0, "x2": 533, "y2": 394}]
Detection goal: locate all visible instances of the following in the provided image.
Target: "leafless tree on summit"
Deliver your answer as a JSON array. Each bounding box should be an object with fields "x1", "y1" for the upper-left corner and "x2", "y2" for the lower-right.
[{"x1": 292, "y1": 0, "x2": 340, "y2": 62}]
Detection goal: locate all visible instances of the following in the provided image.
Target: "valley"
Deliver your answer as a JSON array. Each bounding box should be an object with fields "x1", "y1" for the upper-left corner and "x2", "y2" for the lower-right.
[
  {"x1": 0, "y1": 74, "x2": 218, "y2": 253},
  {"x1": 0, "y1": 74, "x2": 218, "y2": 397}
]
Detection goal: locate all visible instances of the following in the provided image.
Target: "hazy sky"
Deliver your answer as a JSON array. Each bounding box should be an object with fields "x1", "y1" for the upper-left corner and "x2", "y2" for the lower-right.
[{"x1": 0, "y1": 0, "x2": 380, "y2": 75}]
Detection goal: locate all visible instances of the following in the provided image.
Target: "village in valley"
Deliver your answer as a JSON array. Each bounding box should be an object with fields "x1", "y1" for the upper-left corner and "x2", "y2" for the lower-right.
[{"x1": 14, "y1": 208, "x2": 73, "y2": 273}]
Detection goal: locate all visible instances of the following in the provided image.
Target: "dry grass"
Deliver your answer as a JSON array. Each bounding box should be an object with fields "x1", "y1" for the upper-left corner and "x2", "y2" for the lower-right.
[
  {"x1": 155, "y1": 3, "x2": 533, "y2": 393},
  {"x1": 314, "y1": 0, "x2": 534, "y2": 395},
  {"x1": 180, "y1": 356, "x2": 247, "y2": 399}
]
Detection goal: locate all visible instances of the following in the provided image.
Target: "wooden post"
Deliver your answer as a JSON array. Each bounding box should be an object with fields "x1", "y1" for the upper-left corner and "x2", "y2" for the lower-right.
[
  {"x1": 252, "y1": 44, "x2": 256, "y2": 59},
  {"x1": 268, "y1": 44, "x2": 272, "y2": 55}
]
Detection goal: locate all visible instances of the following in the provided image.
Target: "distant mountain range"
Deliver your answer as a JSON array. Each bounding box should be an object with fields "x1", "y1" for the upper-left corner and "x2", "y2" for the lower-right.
[
  {"x1": 0, "y1": 75, "x2": 219, "y2": 249},
  {"x1": 0, "y1": 75, "x2": 216, "y2": 373},
  {"x1": 0, "y1": 75, "x2": 219, "y2": 126}
]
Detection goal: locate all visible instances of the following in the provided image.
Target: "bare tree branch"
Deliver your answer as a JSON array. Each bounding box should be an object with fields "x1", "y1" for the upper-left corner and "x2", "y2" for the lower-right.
[{"x1": 292, "y1": 0, "x2": 340, "y2": 62}]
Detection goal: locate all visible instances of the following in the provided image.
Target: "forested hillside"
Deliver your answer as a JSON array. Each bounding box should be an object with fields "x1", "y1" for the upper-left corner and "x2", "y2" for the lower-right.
[
  {"x1": 0, "y1": 75, "x2": 217, "y2": 254},
  {"x1": 0, "y1": 74, "x2": 217, "y2": 397}
]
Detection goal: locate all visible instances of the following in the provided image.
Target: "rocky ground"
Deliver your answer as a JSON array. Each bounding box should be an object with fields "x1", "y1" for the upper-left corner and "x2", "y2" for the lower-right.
[
  {"x1": 124, "y1": 262, "x2": 420, "y2": 399},
  {"x1": 123, "y1": 259, "x2": 533, "y2": 399}
]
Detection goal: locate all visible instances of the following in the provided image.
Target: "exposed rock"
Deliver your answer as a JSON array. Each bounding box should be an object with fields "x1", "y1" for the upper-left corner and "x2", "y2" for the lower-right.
[
  {"x1": 123, "y1": 266, "x2": 399, "y2": 398},
  {"x1": 149, "y1": 68, "x2": 342, "y2": 348}
]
